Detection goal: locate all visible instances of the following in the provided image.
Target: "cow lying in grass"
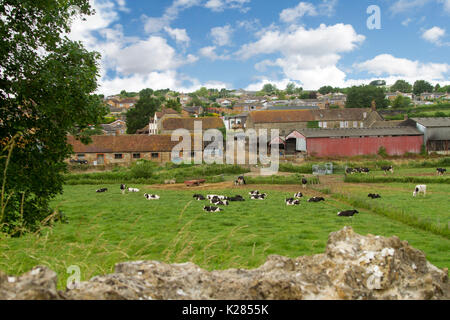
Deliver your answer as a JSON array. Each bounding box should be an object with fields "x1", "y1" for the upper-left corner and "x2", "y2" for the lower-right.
[
  {"x1": 250, "y1": 193, "x2": 267, "y2": 200},
  {"x1": 96, "y1": 188, "x2": 108, "y2": 193},
  {"x1": 308, "y1": 197, "x2": 325, "y2": 202},
  {"x1": 413, "y1": 185, "x2": 426, "y2": 197},
  {"x1": 294, "y1": 192, "x2": 303, "y2": 198},
  {"x1": 337, "y1": 210, "x2": 359, "y2": 217},
  {"x1": 203, "y1": 206, "x2": 223, "y2": 213},
  {"x1": 128, "y1": 188, "x2": 140, "y2": 193},
  {"x1": 144, "y1": 194, "x2": 160, "y2": 200},
  {"x1": 193, "y1": 194, "x2": 206, "y2": 201},
  {"x1": 368, "y1": 193, "x2": 381, "y2": 199},
  {"x1": 228, "y1": 195, "x2": 245, "y2": 202},
  {"x1": 286, "y1": 198, "x2": 300, "y2": 206}
]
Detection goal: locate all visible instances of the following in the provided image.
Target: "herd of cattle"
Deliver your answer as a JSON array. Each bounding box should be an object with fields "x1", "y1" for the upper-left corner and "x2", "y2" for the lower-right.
[{"x1": 346, "y1": 165, "x2": 447, "y2": 176}]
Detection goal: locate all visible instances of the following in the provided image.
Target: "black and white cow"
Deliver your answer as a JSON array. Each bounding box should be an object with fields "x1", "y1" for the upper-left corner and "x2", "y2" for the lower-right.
[
  {"x1": 286, "y1": 198, "x2": 300, "y2": 206},
  {"x1": 203, "y1": 206, "x2": 223, "y2": 213},
  {"x1": 193, "y1": 194, "x2": 206, "y2": 201},
  {"x1": 437, "y1": 168, "x2": 447, "y2": 176},
  {"x1": 294, "y1": 192, "x2": 303, "y2": 198},
  {"x1": 250, "y1": 193, "x2": 267, "y2": 200},
  {"x1": 413, "y1": 185, "x2": 426, "y2": 197},
  {"x1": 381, "y1": 166, "x2": 394, "y2": 174},
  {"x1": 249, "y1": 191, "x2": 260, "y2": 196},
  {"x1": 120, "y1": 184, "x2": 126, "y2": 194},
  {"x1": 368, "y1": 193, "x2": 381, "y2": 199},
  {"x1": 307, "y1": 197, "x2": 325, "y2": 202},
  {"x1": 96, "y1": 188, "x2": 108, "y2": 193},
  {"x1": 144, "y1": 193, "x2": 160, "y2": 200},
  {"x1": 301, "y1": 178, "x2": 308, "y2": 189},
  {"x1": 128, "y1": 187, "x2": 140, "y2": 193},
  {"x1": 345, "y1": 167, "x2": 356, "y2": 174},
  {"x1": 211, "y1": 199, "x2": 229, "y2": 206},
  {"x1": 359, "y1": 167, "x2": 370, "y2": 174},
  {"x1": 234, "y1": 176, "x2": 246, "y2": 185},
  {"x1": 337, "y1": 210, "x2": 359, "y2": 217}
]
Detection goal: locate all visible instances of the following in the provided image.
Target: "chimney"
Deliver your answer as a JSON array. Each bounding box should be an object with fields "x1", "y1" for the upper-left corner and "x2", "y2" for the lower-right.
[{"x1": 371, "y1": 100, "x2": 377, "y2": 111}]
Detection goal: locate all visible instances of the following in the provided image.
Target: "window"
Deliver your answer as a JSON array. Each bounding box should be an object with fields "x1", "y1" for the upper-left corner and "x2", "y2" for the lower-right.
[
  {"x1": 191, "y1": 151, "x2": 196, "y2": 158},
  {"x1": 77, "y1": 154, "x2": 85, "y2": 159},
  {"x1": 353, "y1": 121, "x2": 358, "y2": 128},
  {"x1": 133, "y1": 153, "x2": 141, "y2": 159},
  {"x1": 152, "y1": 153, "x2": 159, "y2": 159},
  {"x1": 115, "y1": 154, "x2": 123, "y2": 159}
]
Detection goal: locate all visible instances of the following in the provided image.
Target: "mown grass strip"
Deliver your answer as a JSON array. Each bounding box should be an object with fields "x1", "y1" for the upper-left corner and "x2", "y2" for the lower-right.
[
  {"x1": 332, "y1": 193, "x2": 450, "y2": 239},
  {"x1": 245, "y1": 174, "x2": 320, "y2": 185}
]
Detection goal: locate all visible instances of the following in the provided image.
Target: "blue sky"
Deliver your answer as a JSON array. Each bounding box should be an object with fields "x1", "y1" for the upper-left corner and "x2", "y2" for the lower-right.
[{"x1": 69, "y1": 0, "x2": 450, "y2": 95}]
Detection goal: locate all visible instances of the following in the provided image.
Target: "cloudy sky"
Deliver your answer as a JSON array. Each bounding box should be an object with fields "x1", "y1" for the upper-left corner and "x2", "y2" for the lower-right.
[{"x1": 69, "y1": 0, "x2": 450, "y2": 95}]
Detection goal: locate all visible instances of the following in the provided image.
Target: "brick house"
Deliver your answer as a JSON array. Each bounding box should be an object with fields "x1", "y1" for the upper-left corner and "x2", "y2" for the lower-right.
[
  {"x1": 136, "y1": 108, "x2": 181, "y2": 135},
  {"x1": 67, "y1": 134, "x2": 202, "y2": 165}
]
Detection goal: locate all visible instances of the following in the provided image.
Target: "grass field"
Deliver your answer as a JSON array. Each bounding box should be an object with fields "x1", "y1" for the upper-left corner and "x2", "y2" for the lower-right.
[{"x1": 1, "y1": 183, "x2": 449, "y2": 289}]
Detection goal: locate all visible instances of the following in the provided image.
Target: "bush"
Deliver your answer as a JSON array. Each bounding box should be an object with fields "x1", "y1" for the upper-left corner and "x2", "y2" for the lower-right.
[
  {"x1": 130, "y1": 160, "x2": 158, "y2": 179},
  {"x1": 377, "y1": 146, "x2": 388, "y2": 158}
]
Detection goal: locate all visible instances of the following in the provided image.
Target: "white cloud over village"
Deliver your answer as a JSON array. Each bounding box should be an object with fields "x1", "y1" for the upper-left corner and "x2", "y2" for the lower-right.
[{"x1": 68, "y1": 0, "x2": 449, "y2": 95}]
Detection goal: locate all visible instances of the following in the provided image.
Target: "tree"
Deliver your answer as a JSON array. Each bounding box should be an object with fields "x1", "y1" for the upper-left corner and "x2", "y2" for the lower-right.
[
  {"x1": 0, "y1": 1, "x2": 107, "y2": 234},
  {"x1": 318, "y1": 86, "x2": 334, "y2": 95},
  {"x1": 345, "y1": 85, "x2": 388, "y2": 109},
  {"x1": 390, "y1": 80, "x2": 412, "y2": 93},
  {"x1": 434, "y1": 84, "x2": 441, "y2": 92},
  {"x1": 392, "y1": 96, "x2": 412, "y2": 109},
  {"x1": 285, "y1": 83, "x2": 296, "y2": 95},
  {"x1": 413, "y1": 80, "x2": 433, "y2": 95},
  {"x1": 126, "y1": 90, "x2": 163, "y2": 134},
  {"x1": 261, "y1": 83, "x2": 277, "y2": 95},
  {"x1": 165, "y1": 98, "x2": 182, "y2": 113}
]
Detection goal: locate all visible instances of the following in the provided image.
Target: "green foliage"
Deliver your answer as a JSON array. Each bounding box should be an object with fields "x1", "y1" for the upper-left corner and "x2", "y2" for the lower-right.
[
  {"x1": 390, "y1": 80, "x2": 412, "y2": 93},
  {"x1": 377, "y1": 147, "x2": 388, "y2": 158},
  {"x1": 392, "y1": 95, "x2": 412, "y2": 109},
  {"x1": 413, "y1": 80, "x2": 434, "y2": 95},
  {"x1": 130, "y1": 160, "x2": 158, "y2": 179},
  {"x1": 261, "y1": 83, "x2": 277, "y2": 95},
  {"x1": 346, "y1": 85, "x2": 389, "y2": 109},
  {"x1": 126, "y1": 89, "x2": 163, "y2": 134},
  {"x1": 0, "y1": 0, "x2": 107, "y2": 234},
  {"x1": 420, "y1": 144, "x2": 427, "y2": 156},
  {"x1": 285, "y1": 82, "x2": 296, "y2": 95},
  {"x1": 318, "y1": 86, "x2": 334, "y2": 95},
  {"x1": 307, "y1": 121, "x2": 319, "y2": 128}
]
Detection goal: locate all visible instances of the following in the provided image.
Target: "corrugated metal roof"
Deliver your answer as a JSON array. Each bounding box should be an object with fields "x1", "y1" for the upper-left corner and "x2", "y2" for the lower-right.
[
  {"x1": 411, "y1": 118, "x2": 450, "y2": 127},
  {"x1": 296, "y1": 127, "x2": 423, "y2": 138},
  {"x1": 248, "y1": 108, "x2": 372, "y2": 124}
]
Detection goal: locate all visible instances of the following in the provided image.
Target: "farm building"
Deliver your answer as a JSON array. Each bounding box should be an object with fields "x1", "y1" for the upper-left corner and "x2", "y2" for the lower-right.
[
  {"x1": 66, "y1": 134, "x2": 203, "y2": 165},
  {"x1": 400, "y1": 118, "x2": 450, "y2": 154},
  {"x1": 246, "y1": 108, "x2": 383, "y2": 136},
  {"x1": 275, "y1": 127, "x2": 424, "y2": 157},
  {"x1": 159, "y1": 117, "x2": 225, "y2": 134}
]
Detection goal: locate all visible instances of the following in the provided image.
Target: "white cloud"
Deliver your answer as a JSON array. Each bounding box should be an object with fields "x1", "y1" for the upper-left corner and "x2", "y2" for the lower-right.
[
  {"x1": 390, "y1": 0, "x2": 431, "y2": 15},
  {"x1": 401, "y1": 18, "x2": 412, "y2": 26},
  {"x1": 438, "y1": 0, "x2": 450, "y2": 13},
  {"x1": 115, "y1": 0, "x2": 130, "y2": 12},
  {"x1": 164, "y1": 27, "x2": 190, "y2": 45},
  {"x1": 279, "y1": 0, "x2": 337, "y2": 23},
  {"x1": 199, "y1": 46, "x2": 230, "y2": 60},
  {"x1": 422, "y1": 26, "x2": 446, "y2": 45},
  {"x1": 279, "y1": 2, "x2": 317, "y2": 23},
  {"x1": 205, "y1": 0, "x2": 251, "y2": 13},
  {"x1": 236, "y1": 23, "x2": 364, "y2": 89},
  {"x1": 211, "y1": 25, "x2": 234, "y2": 46},
  {"x1": 354, "y1": 54, "x2": 450, "y2": 81}
]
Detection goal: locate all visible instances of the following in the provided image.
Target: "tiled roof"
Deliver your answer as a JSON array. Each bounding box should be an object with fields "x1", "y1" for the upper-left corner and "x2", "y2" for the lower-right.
[
  {"x1": 248, "y1": 108, "x2": 373, "y2": 124},
  {"x1": 155, "y1": 108, "x2": 179, "y2": 118},
  {"x1": 67, "y1": 135, "x2": 189, "y2": 153},
  {"x1": 162, "y1": 117, "x2": 224, "y2": 131}
]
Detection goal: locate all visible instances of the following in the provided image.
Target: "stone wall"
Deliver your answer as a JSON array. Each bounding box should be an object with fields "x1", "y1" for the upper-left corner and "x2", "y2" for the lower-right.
[{"x1": 0, "y1": 227, "x2": 448, "y2": 300}]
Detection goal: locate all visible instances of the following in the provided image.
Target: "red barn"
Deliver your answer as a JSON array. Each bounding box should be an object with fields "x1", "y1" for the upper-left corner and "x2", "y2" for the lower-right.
[{"x1": 287, "y1": 127, "x2": 423, "y2": 157}]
